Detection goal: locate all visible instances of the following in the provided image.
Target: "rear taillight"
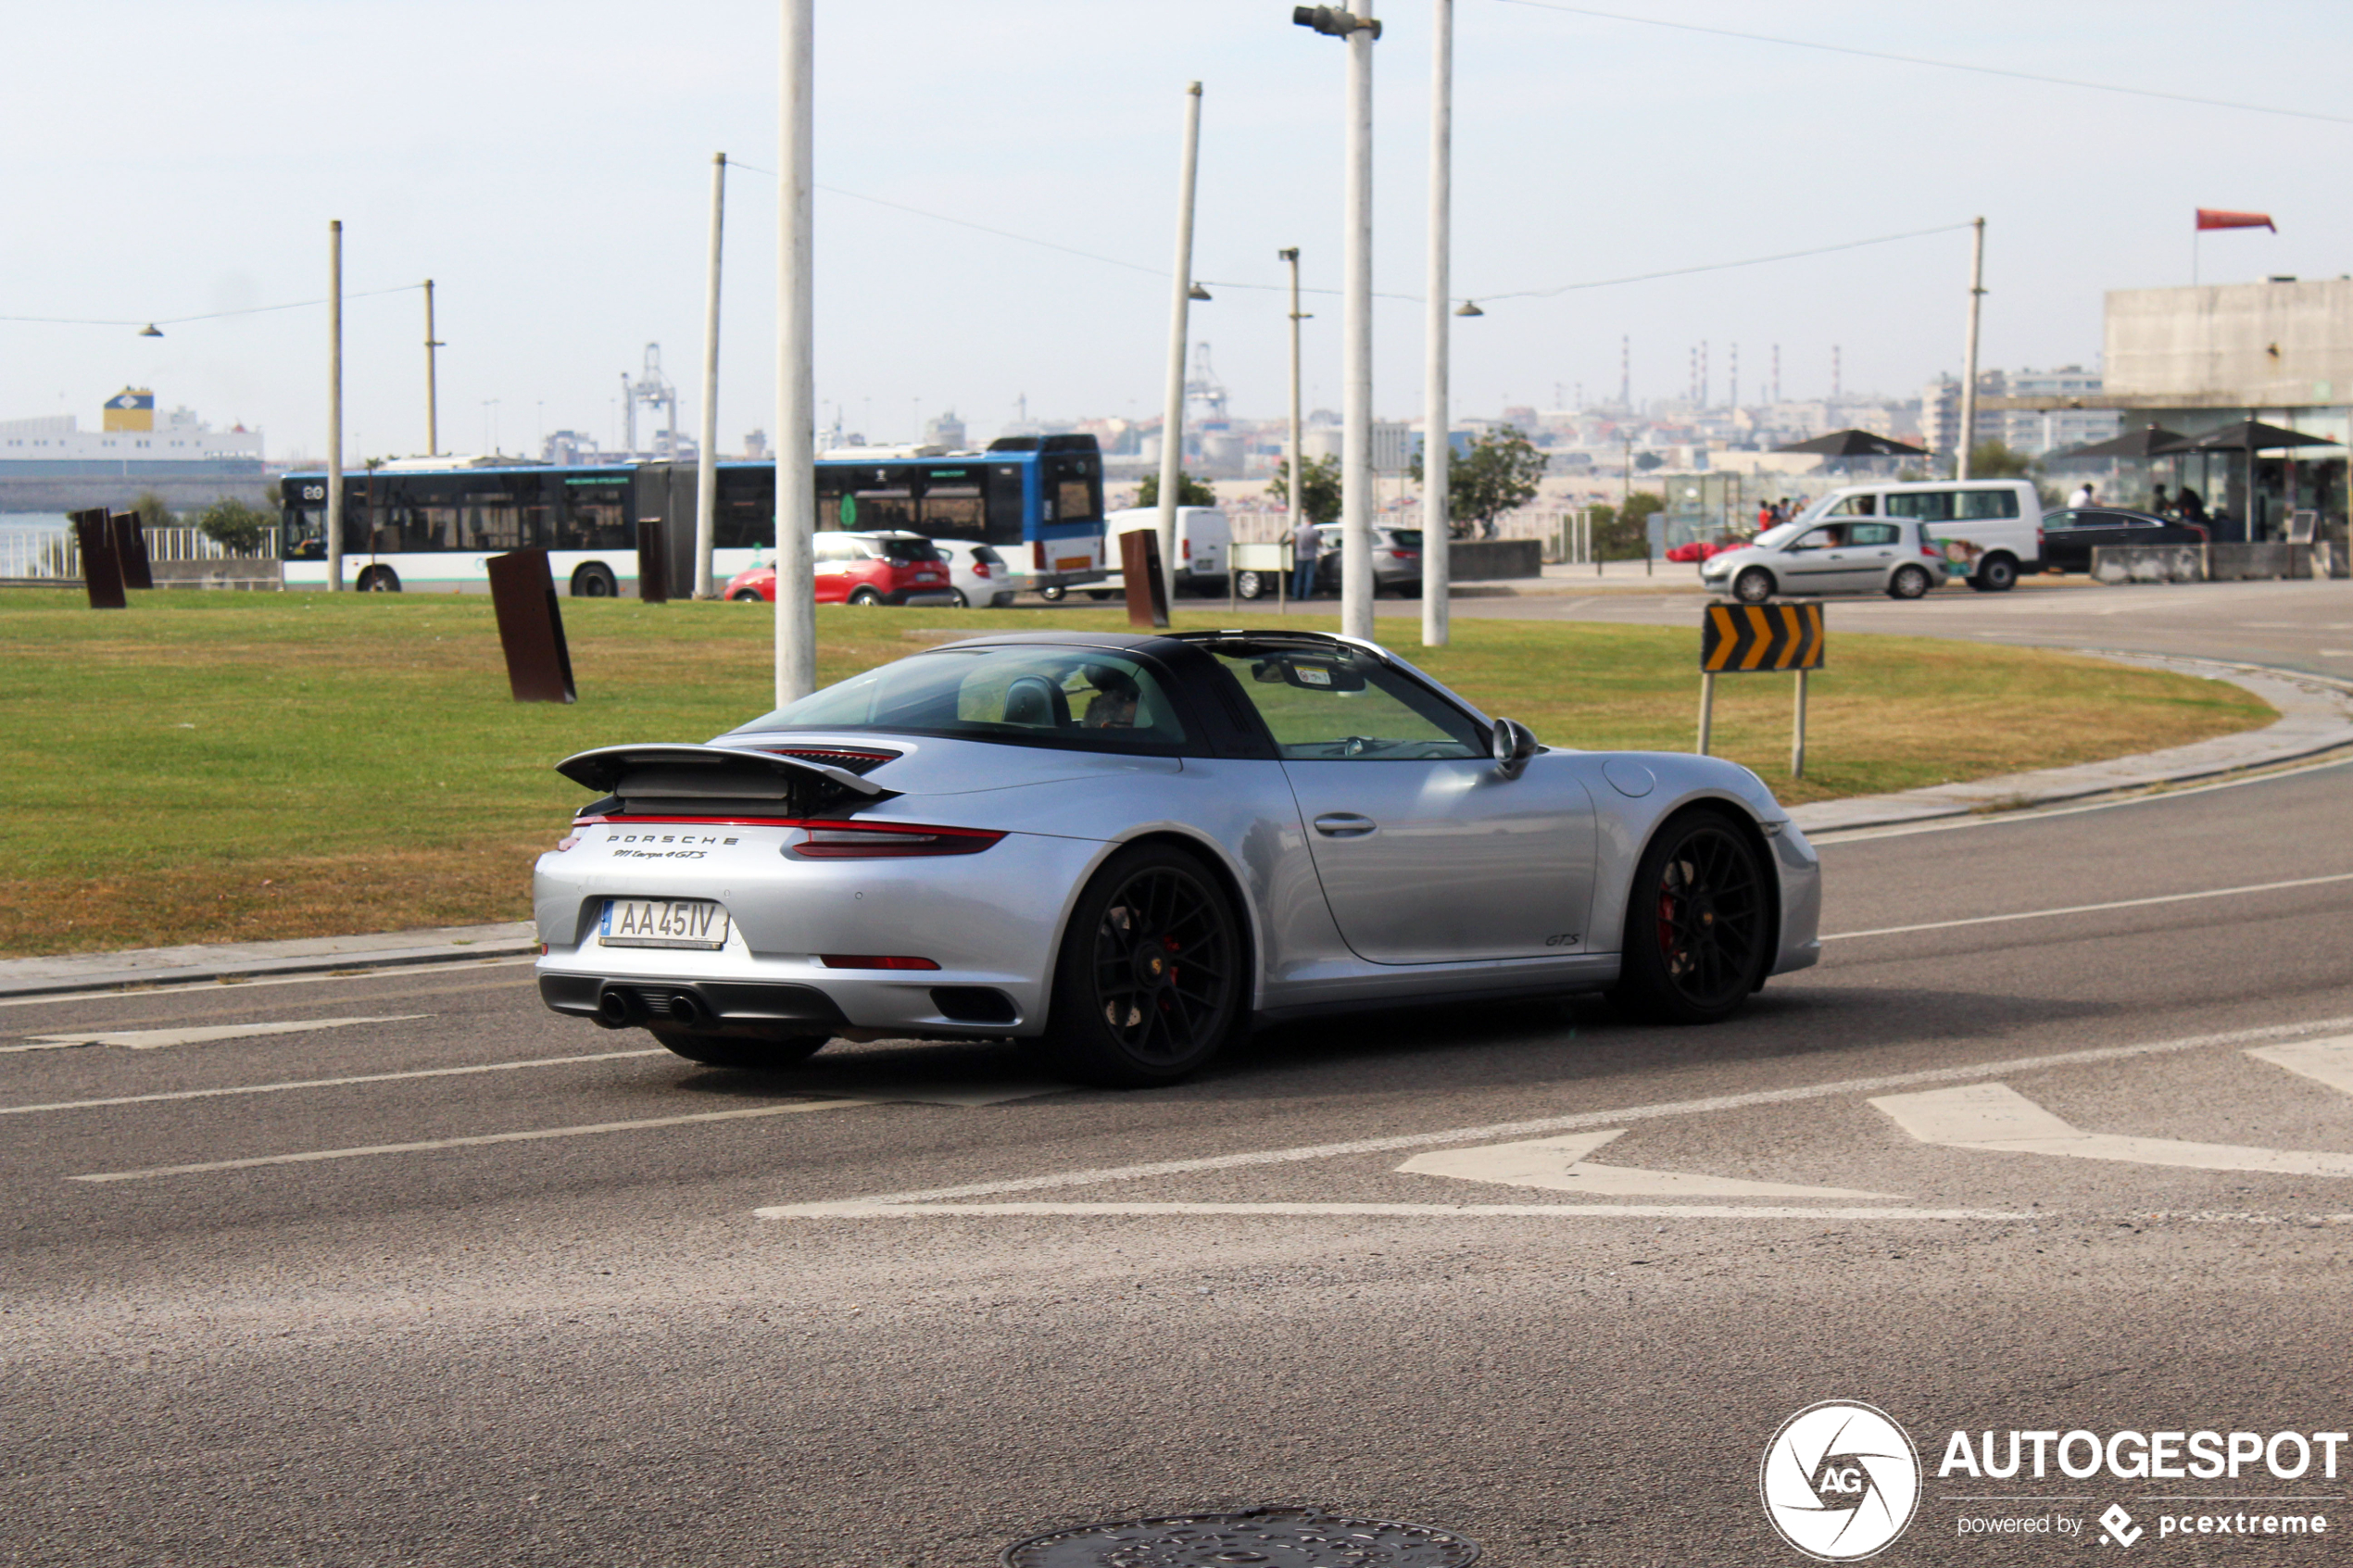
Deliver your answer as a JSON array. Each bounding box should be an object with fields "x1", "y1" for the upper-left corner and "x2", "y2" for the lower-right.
[
  {"x1": 820, "y1": 954, "x2": 940, "y2": 971},
  {"x1": 1182, "y1": 539, "x2": 1192, "y2": 559},
  {"x1": 1922, "y1": 545, "x2": 1941, "y2": 558},
  {"x1": 1393, "y1": 549, "x2": 1419, "y2": 560},
  {"x1": 974, "y1": 561, "x2": 992, "y2": 577},
  {"x1": 789, "y1": 822, "x2": 1005, "y2": 859}
]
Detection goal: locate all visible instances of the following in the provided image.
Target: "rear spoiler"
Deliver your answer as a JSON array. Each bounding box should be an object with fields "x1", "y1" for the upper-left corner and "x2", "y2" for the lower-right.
[{"x1": 554, "y1": 744, "x2": 889, "y2": 805}]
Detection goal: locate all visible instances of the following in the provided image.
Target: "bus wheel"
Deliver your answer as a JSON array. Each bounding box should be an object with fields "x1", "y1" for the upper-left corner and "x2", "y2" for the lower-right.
[
  {"x1": 572, "y1": 564, "x2": 617, "y2": 598},
  {"x1": 1038, "y1": 585, "x2": 1066, "y2": 602},
  {"x1": 848, "y1": 586, "x2": 882, "y2": 606},
  {"x1": 358, "y1": 566, "x2": 401, "y2": 593}
]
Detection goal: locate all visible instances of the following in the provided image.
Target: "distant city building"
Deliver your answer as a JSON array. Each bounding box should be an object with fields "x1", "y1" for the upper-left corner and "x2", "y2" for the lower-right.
[
  {"x1": 923, "y1": 409, "x2": 966, "y2": 449},
  {"x1": 1923, "y1": 368, "x2": 2118, "y2": 458}
]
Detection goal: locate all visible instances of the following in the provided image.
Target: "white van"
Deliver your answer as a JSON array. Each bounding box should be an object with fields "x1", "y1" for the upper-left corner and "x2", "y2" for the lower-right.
[
  {"x1": 1101, "y1": 506, "x2": 1232, "y2": 596},
  {"x1": 1794, "y1": 481, "x2": 2043, "y2": 590}
]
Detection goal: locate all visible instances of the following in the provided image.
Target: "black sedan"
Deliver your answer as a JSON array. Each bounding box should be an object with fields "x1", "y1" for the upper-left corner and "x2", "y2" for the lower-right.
[{"x1": 2038, "y1": 507, "x2": 2208, "y2": 572}]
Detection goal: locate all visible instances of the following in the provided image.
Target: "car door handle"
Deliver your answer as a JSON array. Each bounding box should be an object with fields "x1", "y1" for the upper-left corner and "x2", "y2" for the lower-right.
[{"x1": 1313, "y1": 812, "x2": 1378, "y2": 837}]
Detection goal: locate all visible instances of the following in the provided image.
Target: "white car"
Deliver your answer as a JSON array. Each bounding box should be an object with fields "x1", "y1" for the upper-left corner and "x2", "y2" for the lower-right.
[
  {"x1": 1699, "y1": 517, "x2": 1949, "y2": 602},
  {"x1": 929, "y1": 539, "x2": 1020, "y2": 608},
  {"x1": 1782, "y1": 480, "x2": 2043, "y2": 591},
  {"x1": 1103, "y1": 506, "x2": 1231, "y2": 596}
]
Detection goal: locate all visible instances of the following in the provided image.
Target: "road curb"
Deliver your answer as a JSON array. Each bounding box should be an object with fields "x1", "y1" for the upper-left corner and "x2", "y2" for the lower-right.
[
  {"x1": 1791, "y1": 655, "x2": 2353, "y2": 836},
  {"x1": 0, "y1": 924, "x2": 538, "y2": 1001}
]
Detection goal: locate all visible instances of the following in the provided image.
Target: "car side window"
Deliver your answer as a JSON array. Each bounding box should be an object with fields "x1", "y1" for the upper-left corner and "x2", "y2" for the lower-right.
[
  {"x1": 2044, "y1": 510, "x2": 2079, "y2": 531},
  {"x1": 1207, "y1": 647, "x2": 1487, "y2": 761},
  {"x1": 1847, "y1": 522, "x2": 1900, "y2": 546},
  {"x1": 1790, "y1": 524, "x2": 1846, "y2": 551},
  {"x1": 1827, "y1": 495, "x2": 1878, "y2": 516},
  {"x1": 1884, "y1": 492, "x2": 1956, "y2": 521},
  {"x1": 1957, "y1": 488, "x2": 2020, "y2": 520}
]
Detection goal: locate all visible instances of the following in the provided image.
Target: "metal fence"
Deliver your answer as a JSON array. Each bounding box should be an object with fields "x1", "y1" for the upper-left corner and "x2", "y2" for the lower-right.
[{"x1": 0, "y1": 525, "x2": 276, "y2": 583}]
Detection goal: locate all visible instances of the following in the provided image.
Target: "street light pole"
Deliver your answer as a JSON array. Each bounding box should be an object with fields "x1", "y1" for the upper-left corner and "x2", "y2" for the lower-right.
[
  {"x1": 1957, "y1": 215, "x2": 1986, "y2": 481},
  {"x1": 422, "y1": 278, "x2": 442, "y2": 458},
  {"x1": 1281, "y1": 246, "x2": 1305, "y2": 570},
  {"x1": 1340, "y1": 0, "x2": 1376, "y2": 642},
  {"x1": 1420, "y1": 0, "x2": 1452, "y2": 647},
  {"x1": 326, "y1": 220, "x2": 345, "y2": 593},
  {"x1": 695, "y1": 151, "x2": 727, "y2": 598},
  {"x1": 774, "y1": 0, "x2": 817, "y2": 705},
  {"x1": 1155, "y1": 82, "x2": 1204, "y2": 607}
]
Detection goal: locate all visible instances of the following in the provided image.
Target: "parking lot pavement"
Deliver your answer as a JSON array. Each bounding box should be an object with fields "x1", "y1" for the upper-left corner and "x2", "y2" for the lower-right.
[
  {"x1": 4, "y1": 760, "x2": 2350, "y2": 1565},
  {"x1": 1380, "y1": 573, "x2": 2353, "y2": 681}
]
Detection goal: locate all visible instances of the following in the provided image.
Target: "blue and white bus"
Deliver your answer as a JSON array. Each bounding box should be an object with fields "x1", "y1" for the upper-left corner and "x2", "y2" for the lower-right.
[{"x1": 279, "y1": 434, "x2": 1107, "y2": 596}]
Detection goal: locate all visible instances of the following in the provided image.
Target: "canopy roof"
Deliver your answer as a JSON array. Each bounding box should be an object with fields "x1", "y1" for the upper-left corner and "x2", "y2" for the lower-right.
[
  {"x1": 2058, "y1": 426, "x2": 2188, "y2": 460},
  {"x1": 2159, "y1": 420, "x2": 2335, "y2": 454},
  {"x1": 1772, "y1": 429, "x2": 1931, "y2": 458}
]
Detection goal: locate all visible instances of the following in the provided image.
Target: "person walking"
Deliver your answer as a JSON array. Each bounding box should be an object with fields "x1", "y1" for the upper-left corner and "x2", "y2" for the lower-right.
[{"x1": 1290, "y1": 515, "x2": 1321, "y2": 600}]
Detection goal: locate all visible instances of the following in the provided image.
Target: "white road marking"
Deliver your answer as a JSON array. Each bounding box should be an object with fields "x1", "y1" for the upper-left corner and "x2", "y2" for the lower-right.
[
  {"x1": 1395, "y1": 1128, "x2": 1902, "y2": 1199},
  {"x1": 10, "y1": 1015, "x2": 429, "y2": 1053},
  {"x1": 2246, "y1": 1036, "x2": 2353, "y2": 1098},
  {"x1": 70, "y1": 1098, "x2": 875, "y2": 1183},
  {"x1": 1822, "y1": 872, "x2": 2353, "y2": 942},
  {"x1": 0, "y1": 1048, "x2": 666, "y2": 1117},
  {"x1": 1870, "y1": 1082, "x2": 2353, "y2": 1178},
  {"x1": 756, "y1": 1012, "x2": 2353, "y2": 1220},
  {"x1": 763, "y1": 1199, "x2": 2020, "y2": 1221}
]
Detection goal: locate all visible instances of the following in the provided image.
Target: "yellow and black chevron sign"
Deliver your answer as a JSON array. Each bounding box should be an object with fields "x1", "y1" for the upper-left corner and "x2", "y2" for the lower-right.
[{"x1": 1701, "y1": 602, "x2": 1825, "y2": 672}]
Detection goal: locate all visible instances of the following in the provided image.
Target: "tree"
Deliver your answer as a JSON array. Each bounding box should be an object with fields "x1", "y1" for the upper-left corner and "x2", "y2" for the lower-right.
[
  {"x1": 1409, "y1": 424, "x2": 1548, "y2": 538},
  {"x1": 131, "y1": 491, "x2": 177, "y2": 531},
  {"x1": 195, "y1": 496, "x2": 274, "y2": 554},
  {"x1": 1965, "y1": 440, "x2": 2036, "y2": 480},
  {"x1": 1134, "y1": 469, "x2": 1217, "y2": 509},
  {"x1": 1264, "y1": 455, "x2": 1341, "y2": 526},
  {"x1": 1632, "y1": 451, "x2": 1664, "y2": 471},
  {"x1": 1584, "y1": 493, "x2": 1665, "y2": 560}
]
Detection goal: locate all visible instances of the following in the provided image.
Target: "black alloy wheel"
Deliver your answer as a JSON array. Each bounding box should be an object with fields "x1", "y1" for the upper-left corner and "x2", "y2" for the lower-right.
[
  {"x1": 1733, "y1": 567, "x2": 1776, "y2": 605},
  {"x1": 652, "y1": 1031, "x2": 830, "y2": 1071},
  {"x1": 1614, "y1": 809, "x2": 1770, "y2": 1023},
  {"x1": 1036, "y1": 843, "x2": 1242, "y2": 1087},
  {"x1": 1888, "y1": 563, "x2": 1932, "y2": 599}
]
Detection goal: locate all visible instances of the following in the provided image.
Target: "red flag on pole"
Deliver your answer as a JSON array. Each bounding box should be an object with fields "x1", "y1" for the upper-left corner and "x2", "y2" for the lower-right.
[{"x1": 2196, "y1": 208, "x2": 2276, "y2": 232}]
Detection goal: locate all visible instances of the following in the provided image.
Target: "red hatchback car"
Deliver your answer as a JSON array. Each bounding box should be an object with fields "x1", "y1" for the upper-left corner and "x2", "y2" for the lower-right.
[{"x1": 724, "y1": 532, "x2": 959, "y2": 606}]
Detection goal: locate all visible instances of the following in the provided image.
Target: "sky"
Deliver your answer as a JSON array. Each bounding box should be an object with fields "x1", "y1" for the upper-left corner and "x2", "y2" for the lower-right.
[{"x1": 5, "y1": 1, "x2": 2351, "y2": 461}]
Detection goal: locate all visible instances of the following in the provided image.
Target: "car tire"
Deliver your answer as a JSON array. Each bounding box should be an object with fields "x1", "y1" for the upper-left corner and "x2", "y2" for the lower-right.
[
  {"x1": 1086, "y1": 590, "x2": 1118, "y2": 601},
  {"x1": 991, "y1": 593, "x2": 1017, "y2": 608},
  {"x1": 1034, "y1": 842, "x2": 1244, "y2": 1088},
  {"x1": 1974, "y1": 553, "x2": 2019, "y2": 592},
  {"x1": 1235, "y1": 571, "x2": 1265, "y2": 600},
  {"x1": 573, "y1": 564, "x2": 618, "y2": 598},
  {"x1": 848, "y1": 586, "x2": 882, "y2": 606},
  {"x1": 652, "y1": 1031, "x2": 831, "y2": 1071},
  {"x1": 947, "y1": 589, "x2": 970, "y2": 608},
  {"x1": 1038, "y1": 585, "x2": 1066, "y2": 602},
  {"x1": 1887, "y1": 563, "x2": 1932, "y2": 599},
  {"x1": 1611, "y1": 809, "x2": 1771, "y2": 1025},
  {"x1": 1732, "y1": 567, "x2": 1776, "y2": 605},
  {"x1": 730, "y1": 588, "x2": 763, "y2": 602}
]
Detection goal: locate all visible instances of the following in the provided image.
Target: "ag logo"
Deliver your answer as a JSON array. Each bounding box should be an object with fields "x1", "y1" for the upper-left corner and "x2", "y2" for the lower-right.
[{"x1": 1759, "y1": 1401, "x2": 1921, "y2": 1562}]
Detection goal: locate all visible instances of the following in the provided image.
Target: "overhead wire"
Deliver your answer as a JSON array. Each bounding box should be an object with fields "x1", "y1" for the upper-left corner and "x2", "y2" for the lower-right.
[
  {"x1": 1487, "y1": 0, "x2": 2353, "y2": 128},
  {"x1": 1, "y1": 282, "x2": 425, "y2": 330}
]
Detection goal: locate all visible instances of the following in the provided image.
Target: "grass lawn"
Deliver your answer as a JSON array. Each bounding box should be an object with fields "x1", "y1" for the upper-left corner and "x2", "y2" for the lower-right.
[{"x1": 0, "y1": 589, "x2": 2271, "y2": 956}]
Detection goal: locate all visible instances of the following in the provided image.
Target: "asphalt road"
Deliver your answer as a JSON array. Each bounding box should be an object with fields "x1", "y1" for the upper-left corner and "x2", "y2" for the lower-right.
[
  {"x1": 1375, "y1": 574, "x2": 2353, "y2": 682},
  {"x1": 6, "y1": 761, "x2": 2353, "y2": 1566}
]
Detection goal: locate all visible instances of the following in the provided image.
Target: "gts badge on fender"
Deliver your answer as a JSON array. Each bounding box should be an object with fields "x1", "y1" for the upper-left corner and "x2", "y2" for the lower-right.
[{"x1": 1542, "y1": 933, "x2": 1580, "y2": 947}]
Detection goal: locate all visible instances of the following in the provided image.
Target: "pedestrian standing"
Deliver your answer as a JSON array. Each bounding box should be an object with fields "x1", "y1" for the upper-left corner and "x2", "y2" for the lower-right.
[
  {"x1": 2149, "y1": 483, "x2": 2171, "y2": 517},
  {"x1": 1290, "y1": 515, "x2": 1321, "y2": 600},
  {"x1": 2069, "y1": 480, "x2": 2097, "y2": 508}
]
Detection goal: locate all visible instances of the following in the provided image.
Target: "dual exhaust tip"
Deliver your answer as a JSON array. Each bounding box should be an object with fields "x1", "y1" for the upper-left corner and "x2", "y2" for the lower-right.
[{"x1": 595, "y1": 985, "x2": 710, "y2": 1031}]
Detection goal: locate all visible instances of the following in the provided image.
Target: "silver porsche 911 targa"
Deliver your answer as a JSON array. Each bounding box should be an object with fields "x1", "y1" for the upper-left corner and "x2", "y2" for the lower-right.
[{"x1": 534, "y1": 629, "x2": 1820, "y2": 1085}]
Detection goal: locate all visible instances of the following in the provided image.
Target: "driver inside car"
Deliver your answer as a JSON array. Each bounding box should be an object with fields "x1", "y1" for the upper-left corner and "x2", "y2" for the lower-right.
[{"x1": 1079, "y1": 666, "x2": 1142, "y2": 729}]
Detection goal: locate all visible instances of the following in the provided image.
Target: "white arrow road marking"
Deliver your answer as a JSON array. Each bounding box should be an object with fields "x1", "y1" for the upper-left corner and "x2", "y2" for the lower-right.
[
  {"x1": 8, "y1": 1015, "x2": 430, "y2": 1052},
  {"x1": 1394, "y1": 1128, "x2": 1905, "y2": 1199},
  {"x1": 1871, "y1": 1083, "x2": 2353, "y2": 1178},
  {"x1": 2247, "y1": 1035, "x2": 2353, "y2": 1098}
]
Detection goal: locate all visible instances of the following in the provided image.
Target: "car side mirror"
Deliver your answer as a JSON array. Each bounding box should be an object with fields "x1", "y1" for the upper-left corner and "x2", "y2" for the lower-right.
[{"x1": 1491, "y1": 717, "x2": 1539, "y2": 779}]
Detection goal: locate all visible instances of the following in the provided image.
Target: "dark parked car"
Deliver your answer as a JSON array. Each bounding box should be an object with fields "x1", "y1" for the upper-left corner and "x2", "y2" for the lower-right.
[{"x1": 2038, "y1": 508, "x2": 2208, "y2": 573}]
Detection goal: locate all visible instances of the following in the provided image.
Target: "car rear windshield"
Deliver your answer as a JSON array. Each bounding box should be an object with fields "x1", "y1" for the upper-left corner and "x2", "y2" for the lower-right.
[
  {"x1": 1385, "y1": 530, "x2": 1424, "y2": 548},
  {"x1": 734, "y1": 646, "x2": 1188, "y2": 753},
  {"x1": 875, "y1": 536, "x2": 944, "y2": 562}
]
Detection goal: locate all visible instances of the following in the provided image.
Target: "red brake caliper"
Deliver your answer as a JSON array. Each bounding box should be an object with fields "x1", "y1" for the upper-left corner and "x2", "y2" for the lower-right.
[{"x1": 1657, "y1": 891, "x2": 1679, "y2": 958}]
